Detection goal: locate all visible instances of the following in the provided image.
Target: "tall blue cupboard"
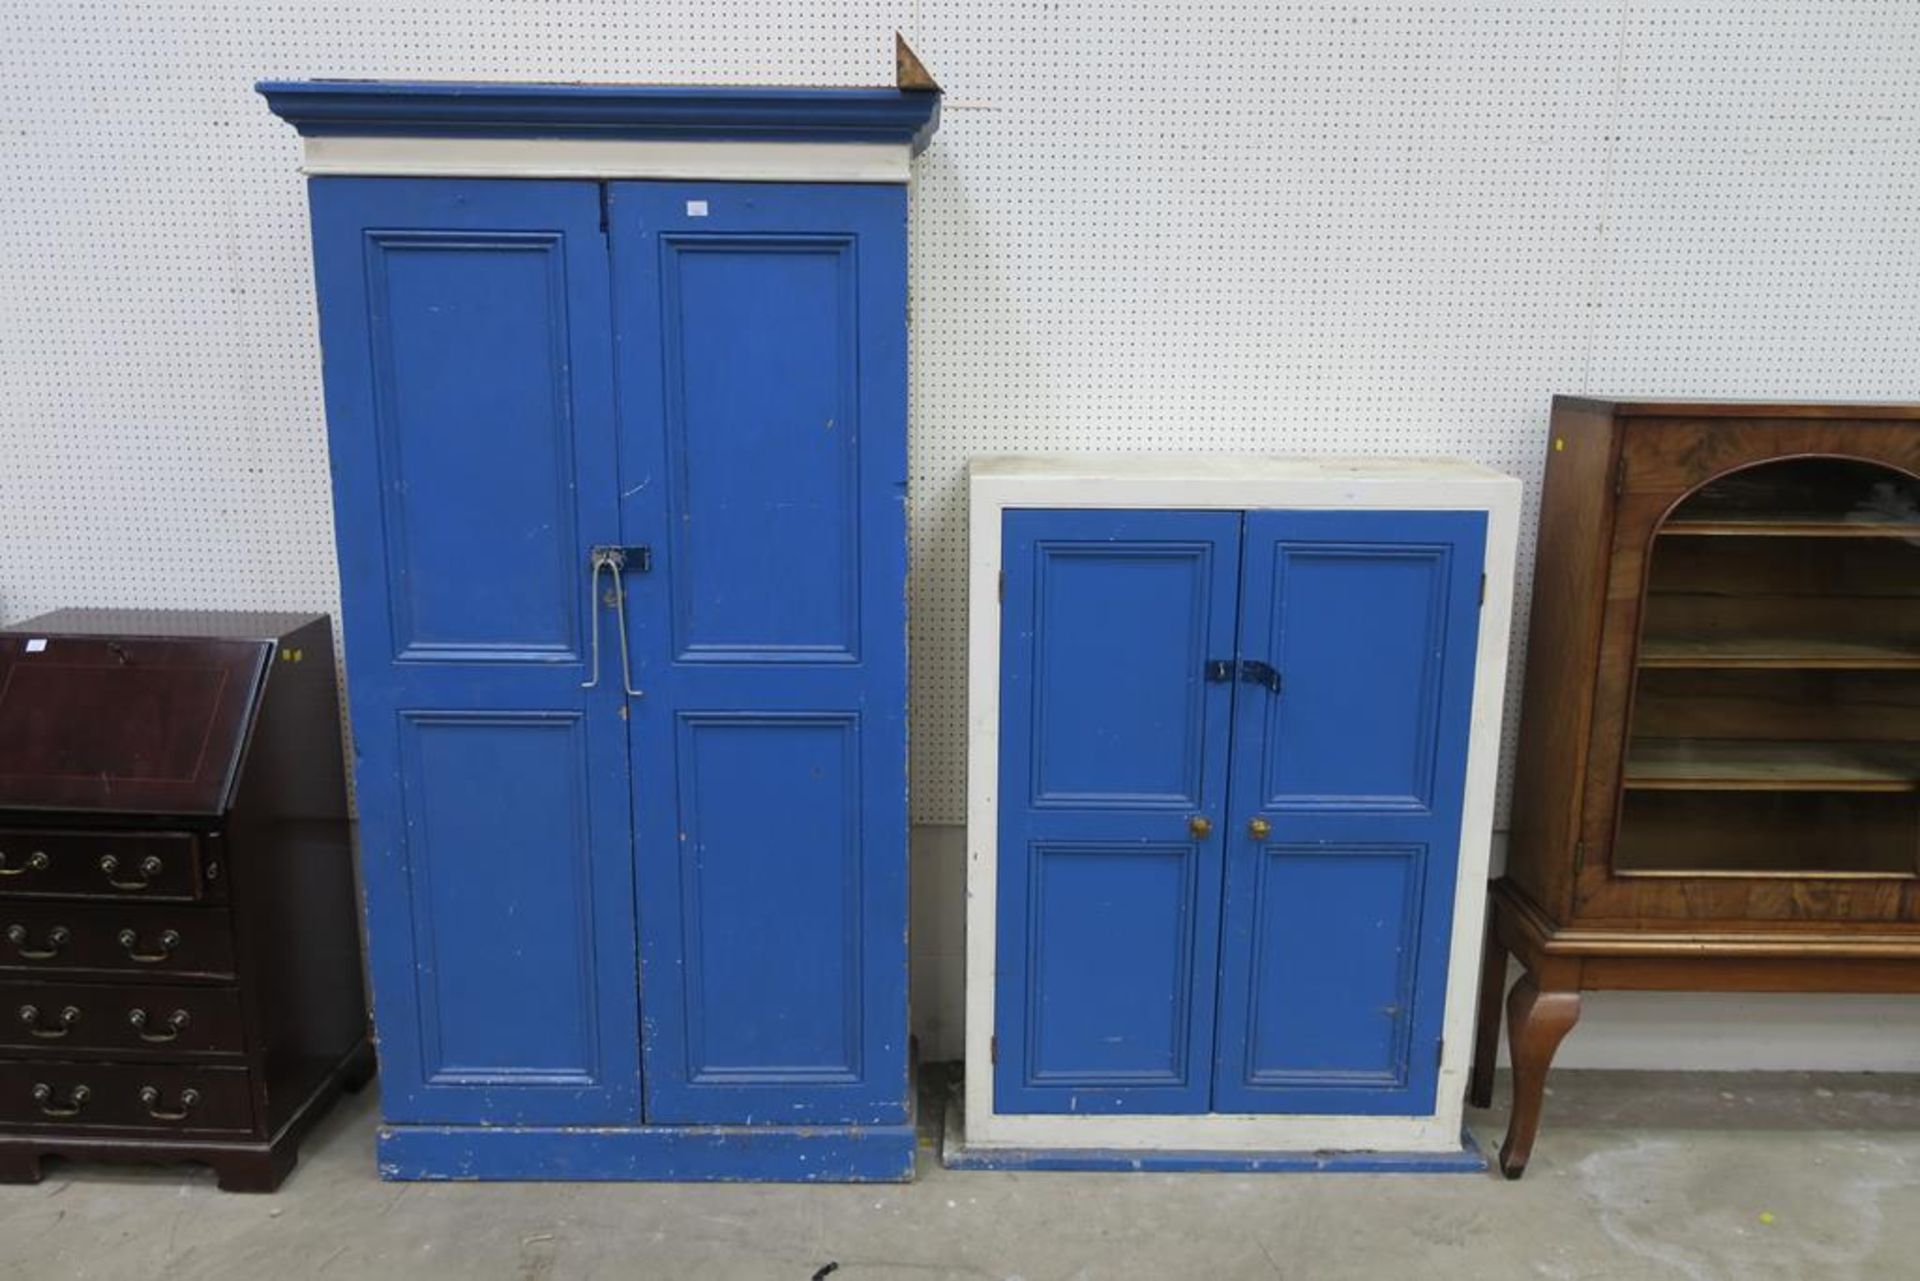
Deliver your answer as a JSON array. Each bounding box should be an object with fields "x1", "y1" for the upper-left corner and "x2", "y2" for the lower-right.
[{"x1": 260, "y1": 80, "x2": 940, "y2": 1181}]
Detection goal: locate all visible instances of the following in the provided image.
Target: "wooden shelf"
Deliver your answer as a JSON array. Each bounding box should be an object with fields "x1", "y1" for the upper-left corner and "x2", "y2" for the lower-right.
[
  {"x1": 1638, "y1": 634, "x2": 1920, "y2": 669},
  {"x1": 1661, "y1": 514, "x2": 1920, "y2": 539},
  {"x1": 1625, "y1": 739, "x2": 1920, "y2": 792}
]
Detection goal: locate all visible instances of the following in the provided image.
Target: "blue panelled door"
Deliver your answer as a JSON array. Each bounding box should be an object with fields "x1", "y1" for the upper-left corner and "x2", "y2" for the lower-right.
[
  {"x1": 995, "y1": 510, "x2": 1242, "y2": 1114},
  {"x1": 996, "y1": 508, "x2": 1484, "y2": 1118},
  {"x1": 308, "y1": 179, "x2": 641, "y2": 1124},
  {"x1": 1212, "y1": 509, "x2": 1485, "y2": 1115},
  {"x1": 313, "y1": 176, "x2": 910, "y2": 1134},
  {"x1": 609, "y1": 183, "x2": 911, "y2": 1125}
]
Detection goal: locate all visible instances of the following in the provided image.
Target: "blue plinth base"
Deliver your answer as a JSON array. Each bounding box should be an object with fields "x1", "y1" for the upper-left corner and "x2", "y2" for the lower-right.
[
  {"x1": 940, "y1": 1089, "x2": 1486, "y2": 1175},
  {"x1": 377, "y1": 1120, "x2": 918, "y2": 1183}
]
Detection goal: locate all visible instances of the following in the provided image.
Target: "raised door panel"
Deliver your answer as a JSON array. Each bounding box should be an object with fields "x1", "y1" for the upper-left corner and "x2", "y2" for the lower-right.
[
  {"x1": 1256, "y1": 541, "x2": 1452, "y2": 811},
  {"x1": 660, "y1": 239, "x2": 860, "y2": 661},
  {"x1": 994, "y1": 509, "x2": 1241, "y2": 1115},
  {"x1": 1233, "y1": 844, "x2": 1426, "y2": 1090},
  {"x1": 309, "y1": 178, "x2": 639, "y2": 1125},
  {"x1": 366, "y1": 232, "x2": 585, "y2": 661},
  {"x1": 1024, "y1": 841, "x2": 1205, "y2": 1088},
  {"x1": 1213, "y1": 509, "x2": 1484, "y2": 1116},
  {"x1": 611, "y1": 183, "x2": 909, "y2": 1125},
  {"x1": 1029, "y1": 546, "x2": 1213, "y2": 807},
  {"x1": 399, "y1": 715, "x2": 604, "y2": 1085},
  {"x1": 672, "y1": 714, "x2": 862, "y2": 1082}
]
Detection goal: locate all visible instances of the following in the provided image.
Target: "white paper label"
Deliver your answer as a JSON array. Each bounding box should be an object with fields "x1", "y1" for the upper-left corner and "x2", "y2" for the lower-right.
[
  {"x1": 24, "y1": 639, "x2": 46, "y2": 653},
  {"x1": 686, "y1": 199, "x2": 709, "y2": 217}
]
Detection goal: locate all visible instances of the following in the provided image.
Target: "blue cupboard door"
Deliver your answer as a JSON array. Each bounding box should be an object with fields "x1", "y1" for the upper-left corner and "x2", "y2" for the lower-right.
[
  {"x1": 307, "y1": 179, "x2": 641, "y2": 1125},
  {"x1": 607, "y1": 183, "x2": 911, "y2": 1125},
  {"x1": 1211, "y1": 510, "x2": 1485, "y2": 1116},
  {"x1": 994, "y1": 509, "x2": 1242, "y2": 1115}
]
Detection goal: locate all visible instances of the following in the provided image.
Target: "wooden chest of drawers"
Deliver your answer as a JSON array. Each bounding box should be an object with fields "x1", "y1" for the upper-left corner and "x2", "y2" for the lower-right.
[{"x1": 0, "y1": 611, "x2": 370, "y2": 1191}]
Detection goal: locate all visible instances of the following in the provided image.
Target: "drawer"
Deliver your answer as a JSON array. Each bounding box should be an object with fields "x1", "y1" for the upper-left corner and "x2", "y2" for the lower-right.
[
  {"x1": 0, "y1": 829, "x2": 220, "y2": 902},
  {"x1": 0, "y1": 981, "x2": 245, "y2": 1056},
  {"x1": 0, "y1": 1059, "x2": 254, "y2": 1135},
  {"x1": 0, "y1": 904, "x2": 234, "y2": 979}
]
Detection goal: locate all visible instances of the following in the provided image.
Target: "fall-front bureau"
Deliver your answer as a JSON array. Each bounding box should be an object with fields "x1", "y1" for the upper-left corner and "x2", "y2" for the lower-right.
[{"x1": 0, "y1": 610, "x2": 371, "y2": 1191}]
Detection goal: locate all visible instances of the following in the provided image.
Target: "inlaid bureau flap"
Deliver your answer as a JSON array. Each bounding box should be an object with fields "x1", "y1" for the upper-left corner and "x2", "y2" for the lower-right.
[{"x1": 0, "y1": 635, "x2": 268, "y2": 816}]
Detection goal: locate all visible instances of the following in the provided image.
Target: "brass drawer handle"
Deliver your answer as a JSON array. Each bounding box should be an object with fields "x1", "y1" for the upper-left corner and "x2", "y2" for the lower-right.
[
  {"x1": 31, "y1": 1082, "x2": 89, "y2": 1118},
  {"x1": 129, "y1": 1007, "x2": 190, "y2": 1043},
  {"x1": 117, "y1": 928, "x2": 181, "y2": 964},
  {"x1": 138, "y1": 1085, "x2": 200, "y2": 1122},
  {"x1": 18, "y1": 1003, "x2": 80, "y2": 1039},
  {"x1": 99, "y1": 854, "x2": 164, "y2": 891},
  {"x1": 0, "y1": 850, "x2": 49, "y2": 878},
  {"x1": 6, "y1": 924, "x2": 70, "y2": 960}
]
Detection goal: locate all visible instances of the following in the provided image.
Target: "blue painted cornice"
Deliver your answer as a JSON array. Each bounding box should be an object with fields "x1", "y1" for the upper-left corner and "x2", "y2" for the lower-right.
[{"x1": 257, "y1": 80, "x2": 942, "y2": 153}]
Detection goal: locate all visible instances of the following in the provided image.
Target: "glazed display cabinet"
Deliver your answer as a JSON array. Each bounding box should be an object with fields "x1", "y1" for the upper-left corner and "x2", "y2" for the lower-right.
[{"x1": 1477, "y1": 397, "x2": 1920, "y2": 1177}]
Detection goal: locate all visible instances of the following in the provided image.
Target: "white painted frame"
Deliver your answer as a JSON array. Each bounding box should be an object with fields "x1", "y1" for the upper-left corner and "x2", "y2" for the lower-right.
[
  {"x1": 299, "y1": 137, "x2": 912, "y2": 183},
  {"x1": 963, "y1": 455, "x2": 1522, "y2": 1153}
]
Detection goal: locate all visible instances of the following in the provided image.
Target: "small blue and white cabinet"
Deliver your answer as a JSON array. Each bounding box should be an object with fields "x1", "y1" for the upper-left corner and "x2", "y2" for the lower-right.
[
  {"x1": 953, "y1": 457, "x2": 1521, "y2": 1171},
  {"x1": 259, "y1": 79, "x2": 939, "y2": 1181}
]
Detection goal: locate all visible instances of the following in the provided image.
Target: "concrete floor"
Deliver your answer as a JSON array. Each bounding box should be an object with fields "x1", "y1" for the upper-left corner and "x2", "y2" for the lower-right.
[{"x1": 3, "y1": 1070, "x2": 1917, "y2": 1280}]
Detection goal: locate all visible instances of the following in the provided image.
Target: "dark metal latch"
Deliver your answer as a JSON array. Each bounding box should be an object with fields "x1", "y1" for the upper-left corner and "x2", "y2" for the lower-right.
[{"x1": 1205, "y1": 658, "x2": 1281, "y2": 694}]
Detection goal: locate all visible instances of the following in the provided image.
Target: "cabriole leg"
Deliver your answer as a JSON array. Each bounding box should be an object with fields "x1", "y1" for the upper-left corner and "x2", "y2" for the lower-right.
[
  {"x1": 1468, "y1": 924, "x2": 1508, "y2": 1109},
  {"x1": 1497, "y1": 973, "x2": 1581, "y2": 1180}
]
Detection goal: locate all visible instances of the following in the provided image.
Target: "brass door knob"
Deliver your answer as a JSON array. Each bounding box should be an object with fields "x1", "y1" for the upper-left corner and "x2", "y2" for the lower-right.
[
  {"x1": 1247, "y1": 817, "x2": 1272, "y2": 840},
  {"x1": 1188, "y1": 815, "x2": 1212, "y2": 839}
]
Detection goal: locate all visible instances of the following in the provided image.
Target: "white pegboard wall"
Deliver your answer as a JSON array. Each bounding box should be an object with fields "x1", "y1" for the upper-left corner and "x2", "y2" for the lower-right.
[{"x1": 2, "y1": 3, "x2": 1918, "y2": 827}]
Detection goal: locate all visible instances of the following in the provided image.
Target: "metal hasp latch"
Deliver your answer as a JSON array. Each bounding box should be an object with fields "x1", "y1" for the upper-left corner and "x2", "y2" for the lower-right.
[
  {"x1": 582, "y1": 544, "x2": 651, "y2": 697},
  {"x1": 591, "y1": 545, "x2": 652, "y2": 575},
  {"x1": 1205, "y1": 658, "x2": 1282, "y2": 694}
]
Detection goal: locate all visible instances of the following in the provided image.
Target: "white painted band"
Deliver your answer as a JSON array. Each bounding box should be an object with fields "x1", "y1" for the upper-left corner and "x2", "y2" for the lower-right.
[{"x1": 300, "y1": 136, "x2": 913, "y2": 183}]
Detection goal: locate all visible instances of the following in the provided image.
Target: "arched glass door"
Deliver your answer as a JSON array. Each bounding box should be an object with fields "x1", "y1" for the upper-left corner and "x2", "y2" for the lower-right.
[{"x1": 1618, "y1": 457, "x2": 1920, "y2": 876}]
